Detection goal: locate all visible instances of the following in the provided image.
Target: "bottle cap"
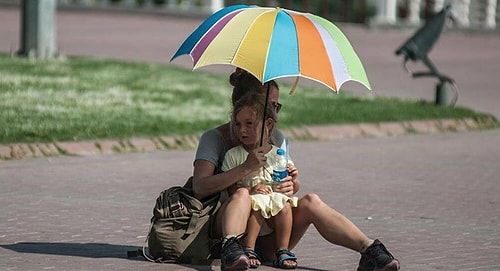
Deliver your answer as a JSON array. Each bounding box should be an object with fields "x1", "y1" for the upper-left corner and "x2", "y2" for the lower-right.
[{"x1": 277, "y1": 148, "x2": 285, "y2": 155}]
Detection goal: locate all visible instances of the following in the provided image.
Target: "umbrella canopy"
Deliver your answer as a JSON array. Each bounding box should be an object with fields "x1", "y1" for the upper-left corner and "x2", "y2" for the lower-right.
[{"x1": 170, "y1": 4, "x2": 371, "y2": 93}]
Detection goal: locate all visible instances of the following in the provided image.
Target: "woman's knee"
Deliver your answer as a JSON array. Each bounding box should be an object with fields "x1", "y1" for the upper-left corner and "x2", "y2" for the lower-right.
[
  {"x1": 298, "y1": 193, "x2": 323, "y2": 210},
  {"x1": 228, "y1": 187, "x2": 251, "y2": 207},
  {"x1": 233, "y1": 187, "x2": 250, "y2": 198}
]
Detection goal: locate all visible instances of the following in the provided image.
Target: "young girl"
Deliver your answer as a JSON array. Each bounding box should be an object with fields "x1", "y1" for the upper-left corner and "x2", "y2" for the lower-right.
[{"x1": 221, "y1": 92, "x2": 299, "y2": 269}]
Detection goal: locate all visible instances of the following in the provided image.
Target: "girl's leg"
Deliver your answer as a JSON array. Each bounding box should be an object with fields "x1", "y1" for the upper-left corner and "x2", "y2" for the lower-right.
[
  {"x1": 273, "y1": 202, "x2": 292, "y2": 250},
  {"x1": 245, "y1": 210, "x2": 264, "y2": 268},
  {"x1": 289, "y1": 193, "x2": 371, "y2": 252},
  {"x1": 272, "y1": 202, "x2": 297, "y2": 268},
  {"x1": 245, "y1": 210, "x2": 264, "y2": 249}
]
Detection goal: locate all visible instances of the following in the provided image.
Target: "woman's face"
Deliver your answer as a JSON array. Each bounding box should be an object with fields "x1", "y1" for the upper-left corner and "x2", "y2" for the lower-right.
[
  {"x1": 267, "y1": 85, "x2": 282, "y2": 114},
  {"x1": 234, "y1": 106, "x2": 261, "y2": 148}
]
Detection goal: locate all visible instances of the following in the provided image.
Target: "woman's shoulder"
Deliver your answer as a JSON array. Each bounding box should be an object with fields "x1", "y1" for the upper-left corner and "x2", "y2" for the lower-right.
[
  {"x1": 197, "y1": 123, "x2": 233, "y2": 154},
  {"x1": 200, "y1": 127, "x2": 221, "y2": 138},
  {"x1": 199, "y1": 125, "x2": 226, "y2": 142}
]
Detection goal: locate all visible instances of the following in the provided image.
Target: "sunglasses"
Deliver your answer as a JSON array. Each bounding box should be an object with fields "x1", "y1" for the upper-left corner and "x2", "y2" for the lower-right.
[{"x1": 273, "y1": 102, "x2": 282, "y2": 113}]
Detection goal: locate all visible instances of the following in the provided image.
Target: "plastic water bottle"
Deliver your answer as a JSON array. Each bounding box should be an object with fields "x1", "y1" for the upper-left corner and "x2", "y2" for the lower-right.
[{"x1": 272, "y1": 148, "x2": 288, "y2": 182}]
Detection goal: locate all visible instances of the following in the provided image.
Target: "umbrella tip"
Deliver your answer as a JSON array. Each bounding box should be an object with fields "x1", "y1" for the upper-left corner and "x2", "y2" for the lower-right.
[{"x1": 288, "y1": 77, "x2": 299, "y2": 95}]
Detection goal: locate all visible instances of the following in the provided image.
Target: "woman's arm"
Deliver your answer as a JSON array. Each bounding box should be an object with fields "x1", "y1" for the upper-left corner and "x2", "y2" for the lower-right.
[
  {"x1": 192, "y1": 159, "x2": 254, "y2": 199},
  {"x1": 192, "y1": 146, "x2": 268, "y2": 200}
]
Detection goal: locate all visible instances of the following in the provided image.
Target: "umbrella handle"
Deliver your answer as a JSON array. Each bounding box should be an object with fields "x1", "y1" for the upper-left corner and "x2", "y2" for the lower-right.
[
  {"x1": 260, "y1": 84, "x2": 271, "y2": 147},
  {"x1": 289, "y1": 77, "x2": 300, "y2": 95}
]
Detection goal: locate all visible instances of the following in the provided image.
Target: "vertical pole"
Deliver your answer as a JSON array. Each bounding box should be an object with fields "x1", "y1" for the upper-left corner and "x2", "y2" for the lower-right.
[
  {"x1": 373, "y1": 0, "x2": 397, "y2": 25},
  {"x1": 484, "y1": 0, "x2": 497, "y2": 29},
  {"x1": 209, "y1": 0, "x2": 223, "y2": 13},
  {"x1": 406, "y1": 0, "x2": 421, "y2": 25},
  {"x1": 435, "y1": 81, "x2": 448, "y2": 106},
  {"x1": 20, "y1": 0, "x2": 57, "y2": 59}
]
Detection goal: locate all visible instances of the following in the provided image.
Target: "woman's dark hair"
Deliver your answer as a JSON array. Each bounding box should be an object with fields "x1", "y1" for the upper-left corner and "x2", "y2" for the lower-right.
[
  {"x1": 232, "y1": 91, "x2": 277, "y2": 124},
  {"x1": 229, "y1": 68, "x2": 279, "y2": 105}
]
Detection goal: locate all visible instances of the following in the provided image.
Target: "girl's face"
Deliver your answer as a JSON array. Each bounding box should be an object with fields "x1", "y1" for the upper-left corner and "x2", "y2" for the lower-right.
[{"x1": 234, "y1": 106, "x2": 262, "y2": 148}]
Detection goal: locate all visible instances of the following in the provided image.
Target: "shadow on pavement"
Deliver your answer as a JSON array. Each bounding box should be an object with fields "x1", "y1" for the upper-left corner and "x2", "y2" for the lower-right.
[
  {"x1": 1, "y1": 242, "x2": 219, "y2": 270},
  {"x1": 0, "y1": 242, "x2": 142, "y2": 260}
]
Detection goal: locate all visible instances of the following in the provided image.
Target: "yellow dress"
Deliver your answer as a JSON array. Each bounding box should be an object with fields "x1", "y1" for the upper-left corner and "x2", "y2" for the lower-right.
[{"x1": 221, "y1": 145, "x2": 298, "y2": 219}]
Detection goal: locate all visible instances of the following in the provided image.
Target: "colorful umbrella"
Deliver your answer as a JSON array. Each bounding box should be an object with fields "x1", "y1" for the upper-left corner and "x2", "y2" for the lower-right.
[{"x1": 170, "y1": 4, "x2": 371, "y2": 93}]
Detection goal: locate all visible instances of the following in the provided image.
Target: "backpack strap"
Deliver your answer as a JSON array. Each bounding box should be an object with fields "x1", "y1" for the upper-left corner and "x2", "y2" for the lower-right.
[{"x1": 186, "y1": 211, "x2": 200, "y2": 235}]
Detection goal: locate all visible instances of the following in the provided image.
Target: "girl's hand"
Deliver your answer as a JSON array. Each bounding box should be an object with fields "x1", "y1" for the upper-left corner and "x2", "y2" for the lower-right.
[
  {"x1": 243, "y1": 146, "x2": 268, "y2": 171},
  {"x1": 274, "y1": 164, "x2": 300, "y2": 196},
  {"x1": 251, "y1": 184, "x2": 272, "y2": 195},
  {"x1": 287, "y1": 164, "x2": 298, "y2": 181},
  {"x1": 273, "y1": 177, "x2": 294, "y2": 196}
]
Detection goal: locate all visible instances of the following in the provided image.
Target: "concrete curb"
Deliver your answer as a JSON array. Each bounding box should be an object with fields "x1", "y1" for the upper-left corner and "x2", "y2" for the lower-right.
[{"x1": 0, "y1": 117, "x2": 497, "y2": 161}]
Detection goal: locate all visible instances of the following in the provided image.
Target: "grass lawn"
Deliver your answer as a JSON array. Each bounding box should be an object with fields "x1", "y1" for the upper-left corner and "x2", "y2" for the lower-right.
[{"x1": 0, "y1": 54, "x2": 496, "y2": 144}]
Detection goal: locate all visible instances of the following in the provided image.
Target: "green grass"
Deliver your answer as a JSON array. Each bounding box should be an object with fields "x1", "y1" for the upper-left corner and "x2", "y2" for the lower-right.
[{"x1": 0, "y1": 54, "x2": 495, "y2": 144}]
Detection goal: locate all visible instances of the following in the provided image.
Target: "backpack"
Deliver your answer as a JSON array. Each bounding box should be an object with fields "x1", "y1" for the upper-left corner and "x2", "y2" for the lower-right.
[{"x1": 128, "y1": 177, "x2": 227, "y2": 264}]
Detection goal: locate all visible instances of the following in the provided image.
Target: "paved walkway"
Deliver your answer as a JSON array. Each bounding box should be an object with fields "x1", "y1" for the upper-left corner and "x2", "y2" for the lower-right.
[
  {"x1": 1, "y1": 6, "x2": 500, "y2": 271},
  {"x1": 1, "y1": 130, "x2": 500, "y2": 270}
]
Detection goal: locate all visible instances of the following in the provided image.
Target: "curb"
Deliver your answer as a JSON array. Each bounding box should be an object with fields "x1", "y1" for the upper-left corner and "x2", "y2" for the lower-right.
[{"x1": 0, "y1": 117, "x2": 497, "y2": 161}]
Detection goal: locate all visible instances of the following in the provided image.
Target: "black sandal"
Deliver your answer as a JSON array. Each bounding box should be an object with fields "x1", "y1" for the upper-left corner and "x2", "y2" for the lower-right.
[
  {"x1": 273, "y1": 249, "x2": 297, "y2": 269},
  {"x1": 244, "y1": 248, "x2": 262, "y2": 269}
]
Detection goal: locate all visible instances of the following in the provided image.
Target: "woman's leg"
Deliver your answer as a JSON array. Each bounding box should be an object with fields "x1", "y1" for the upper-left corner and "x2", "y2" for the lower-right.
[
  {"x1": 260, "y1": 193, "x2": 399, "y2": 270},
  {"x1": 215, "y1": 187, "x2": 251, "y2": 238},
  {"x1": 215, "y1": 188, "x2": 252, "y2": 271},
  {"x1": 289, "y1": 193, "x2": 370, "y2": 252}
]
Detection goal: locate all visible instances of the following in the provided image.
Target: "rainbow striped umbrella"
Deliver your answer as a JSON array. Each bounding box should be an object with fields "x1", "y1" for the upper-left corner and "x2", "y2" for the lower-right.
[{"x1": 170, "y1": 4, "x2": 371, "y2": 93}]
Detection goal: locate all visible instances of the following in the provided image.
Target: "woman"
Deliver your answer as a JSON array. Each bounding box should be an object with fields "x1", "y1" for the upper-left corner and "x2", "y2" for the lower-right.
[{"x1": 192, "y1": 68, "x2": 400, "y2": 271}]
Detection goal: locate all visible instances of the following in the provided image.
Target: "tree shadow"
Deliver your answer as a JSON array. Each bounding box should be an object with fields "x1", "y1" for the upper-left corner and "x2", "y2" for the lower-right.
[{"x1": 0, "y1": 242, "x2": 142, "y2": 260}]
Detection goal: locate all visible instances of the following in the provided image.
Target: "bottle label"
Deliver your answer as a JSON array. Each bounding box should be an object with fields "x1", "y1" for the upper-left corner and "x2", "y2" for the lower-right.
[{"x1": 272, "y1": 169, "x2": 288, "y2": 182}]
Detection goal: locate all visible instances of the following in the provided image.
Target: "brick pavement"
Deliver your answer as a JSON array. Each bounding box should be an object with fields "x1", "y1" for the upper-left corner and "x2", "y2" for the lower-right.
[{"x1": 1, "y1": 129, "x2": 500, "y2": 270}]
